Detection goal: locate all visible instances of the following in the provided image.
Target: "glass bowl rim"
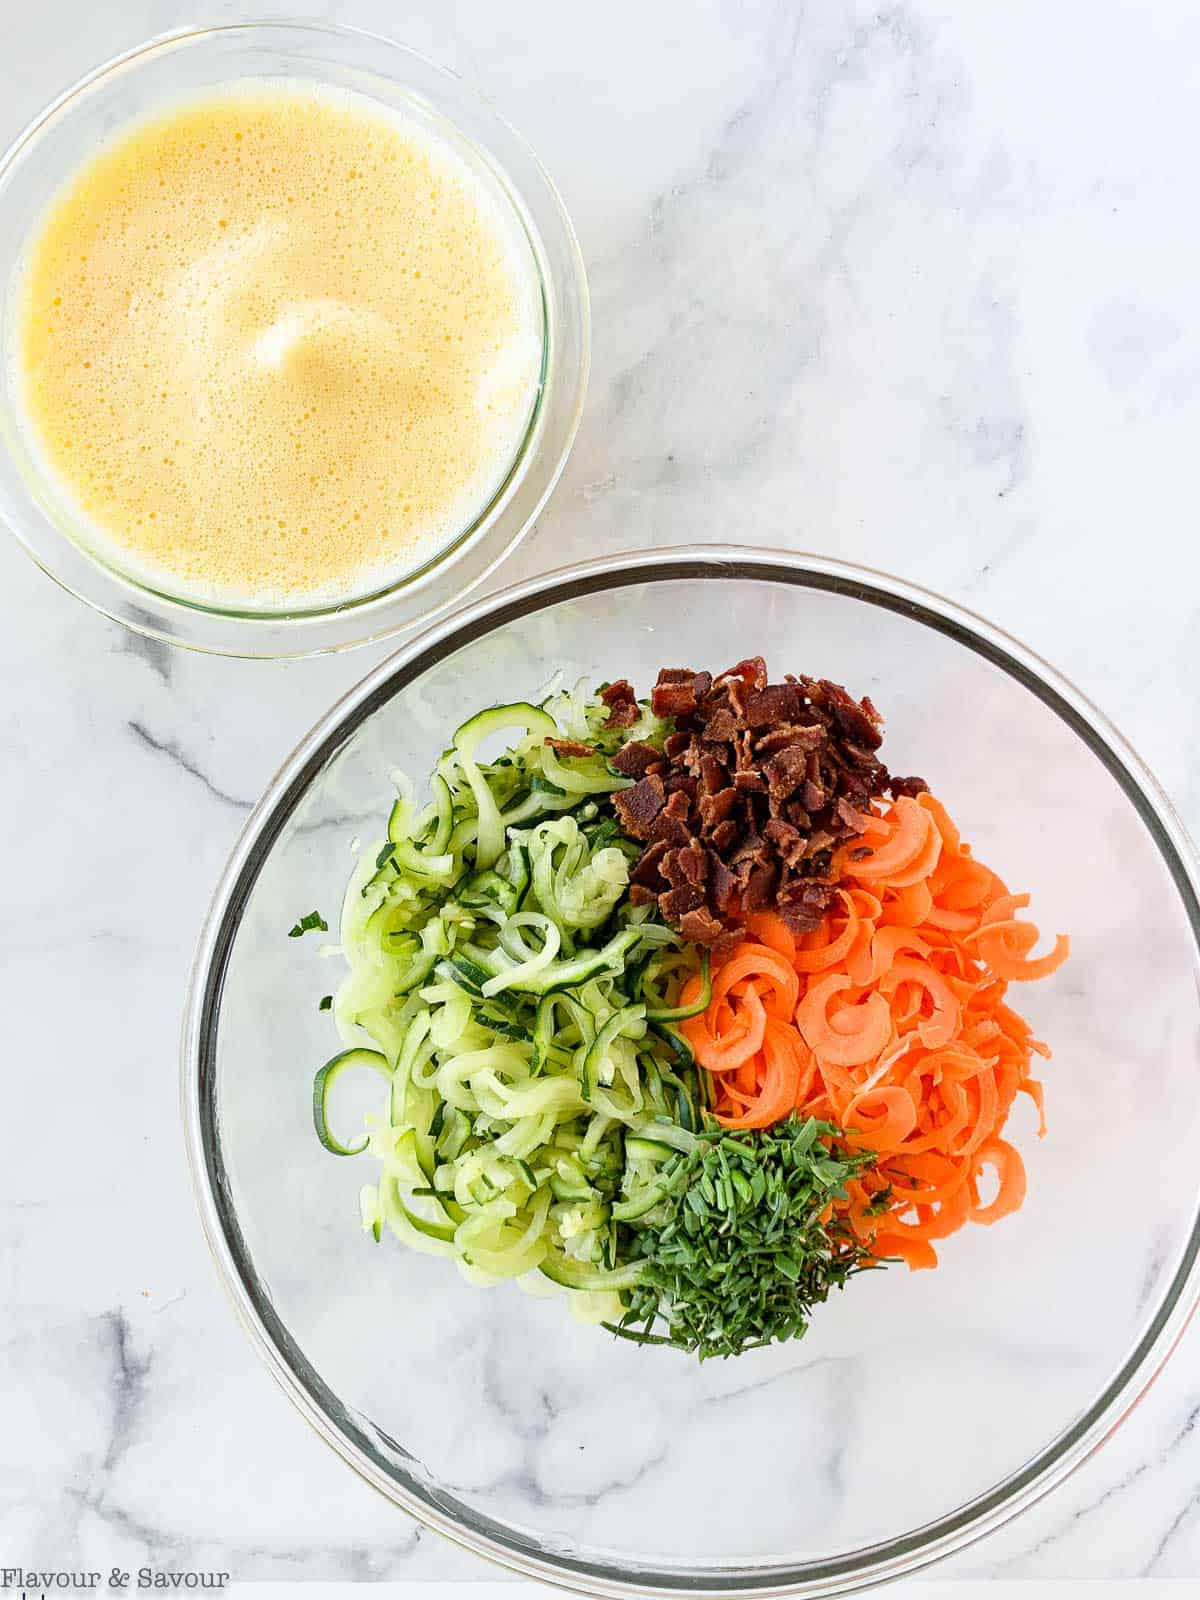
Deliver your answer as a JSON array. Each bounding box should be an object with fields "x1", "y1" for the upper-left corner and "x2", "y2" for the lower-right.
[
  {"x1": 0, "y1": 16, "x2": 590, "y2": 657},
  {"x1": 181, "y1": 544, "x2": 1200, "y2": 1596}
]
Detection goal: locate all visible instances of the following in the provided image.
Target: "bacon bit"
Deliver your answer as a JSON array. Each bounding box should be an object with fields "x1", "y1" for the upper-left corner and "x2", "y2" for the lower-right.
[
  {"x1": 836, "y1": 797, "x2": 872, "y2": 833},
  {"x1": 605, "y1": 662, "x2": 925, "y2": 945},
  {"x1": 545, "y1": 737, "x2": 596, "y2": 757},
  {"x1": 650, "y1": 670, "x2": 712, "y2": 718},
  {"x1": 678, "y1": 905, "x2": 744, "y2": 953},
  {"x1": 710, "y1": 819, "x2": 740, "y2": 851},
  {"x1": 709, "y1": 853, "x2": 737, "y2": 912},
  {"x1": 716, "y1": 657, "x2": 768, "y2": 691},
  {"x1": 612, "y1": 772, "x2": 665, "y2": 840},
  {"x1": 670, "y1": 838, "x2": 709, "y2": 887},
  {"x1": 648, "y1": 809, "x2": 691, "y2": 848},
  {"x1": 764, "y1": 744, "x2": 809, "y2": 801},
  {"x1": 661, "y1": 883, "x2": 706, "y2": 919},
  {"x1": 600, "y1": 678, "x2": 640, "y2": 729},
  {"x1": 610, "y1": 740, "x2": 663, "y2": 778},
  {"x1": 763, "y1": 817, "x2": 807, "y2": 868},
  {"x1": 734, "y1": 770, "x2": 768, "y2": 793},
  {"x1": 630, "y1": 838, "x2": 670, "y2": 888},
  {"x1": 742, "y1": 683, "x2": 801, "y2": 727},
  {"x1": 698, "y1": 787, "x2": 738, "y2": 830}
]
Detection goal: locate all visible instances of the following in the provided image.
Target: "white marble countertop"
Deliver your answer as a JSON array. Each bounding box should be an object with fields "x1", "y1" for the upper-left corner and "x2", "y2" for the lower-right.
[{"x1": 3, "y1": 0, "x2": 1199, "y2": 1584}]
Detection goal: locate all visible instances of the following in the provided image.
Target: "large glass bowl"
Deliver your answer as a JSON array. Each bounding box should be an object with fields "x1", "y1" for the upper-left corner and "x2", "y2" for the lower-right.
[
  {"x1": 183, "y1": 548, "x2": 1200, "y2": 1593},
  {"x1": 0, "y1": 21, "x2": 588, "y2": 657}
]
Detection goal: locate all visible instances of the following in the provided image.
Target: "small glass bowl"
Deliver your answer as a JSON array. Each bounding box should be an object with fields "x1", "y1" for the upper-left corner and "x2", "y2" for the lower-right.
[
  {"x1": 0, "y1": 21, "x2": 589, "y2": 657},
  {"x1": 184, "y1": 546, "x2": 1200, "y2": 1595}
]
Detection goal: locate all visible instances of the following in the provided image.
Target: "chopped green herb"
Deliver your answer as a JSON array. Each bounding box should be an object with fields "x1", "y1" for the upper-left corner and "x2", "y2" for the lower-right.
[
  {"x1": 318, "y1": 994, "x2": 333, "y2": 1012},
  {"x1": 375, "y1": 841, "x2": 396, "y2": 870},
  {"x1": 608, "y1": 1116, "x2": 881, "y2": 1360},
  {"x1": 289, "y1": 910, "x2": 328, "y2": 938}
]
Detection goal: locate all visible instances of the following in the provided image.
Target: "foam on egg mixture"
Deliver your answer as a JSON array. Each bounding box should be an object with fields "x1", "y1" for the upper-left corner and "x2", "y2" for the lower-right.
[{"x1": 14, "y1": 82, "x2": 542, "y2": 607}]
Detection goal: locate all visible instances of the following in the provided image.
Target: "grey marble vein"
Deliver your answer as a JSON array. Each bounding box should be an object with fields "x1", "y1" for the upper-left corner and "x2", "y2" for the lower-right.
[
  {"x1": 100, "y1": 1310, "x2": 153, "y2": 1475},
  {"x1": 126, "y1": 718, "x2": 253, "y2": 811},
  {"x1": 984, "y1": 1396, "x2": 1200, "y2": 1577}
]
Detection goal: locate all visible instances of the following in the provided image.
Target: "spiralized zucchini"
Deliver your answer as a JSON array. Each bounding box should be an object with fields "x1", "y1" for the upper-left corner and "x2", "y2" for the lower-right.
[{"x1": 314, "y1": 686, "x2": 708, "y2": 1311}]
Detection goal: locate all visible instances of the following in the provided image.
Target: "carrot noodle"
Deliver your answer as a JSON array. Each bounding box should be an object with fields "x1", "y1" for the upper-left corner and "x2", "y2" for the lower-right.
[
  {"x1": 842, "y1": 796, "x2": 931, "y2": 880},
  {"x1": 684, "y1": 791, "x2": 1068, "y2": 1268},
  {"x1": 743, "y1": 909, "x2": 796, "y2": 962},
  {"x1": 712, "y1": 944, "x2": 800, "y2": 1022}
]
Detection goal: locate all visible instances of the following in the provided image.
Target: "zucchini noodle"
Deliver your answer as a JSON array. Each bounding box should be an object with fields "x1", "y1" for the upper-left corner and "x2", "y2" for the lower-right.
[{"x1": 312, "y1": 688, "x2": 706, "y2": 1310}]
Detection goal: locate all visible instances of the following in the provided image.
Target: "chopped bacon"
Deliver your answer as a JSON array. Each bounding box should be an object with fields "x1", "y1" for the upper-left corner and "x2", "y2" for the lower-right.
[
  {"x1": 611, "y1": 773, "x2": 665, "y2": 841},
  {"x1": 545, "y1": 737, "x2": 596, "y2": 758},
  {"x1": 602, "y1": 661, "x2": 923, "y2": 943},
  {"x1": 610, "y1": 739, "x2": 663, "y2": 778},
  {"x1": 599, "y1": 678, "x2": 640, "y2": 729}
]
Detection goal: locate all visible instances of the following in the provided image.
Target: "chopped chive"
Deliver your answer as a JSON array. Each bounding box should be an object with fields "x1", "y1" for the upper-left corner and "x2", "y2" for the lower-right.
[{"x1": 615, "y1": 1116, "x2": 881, "y2": 1360}]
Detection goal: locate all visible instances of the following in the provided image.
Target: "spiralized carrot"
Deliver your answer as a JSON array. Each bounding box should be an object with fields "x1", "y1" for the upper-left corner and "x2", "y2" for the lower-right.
[{"x1": 684, "y1": 790, "x2": 1068, "y2": 1268}]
